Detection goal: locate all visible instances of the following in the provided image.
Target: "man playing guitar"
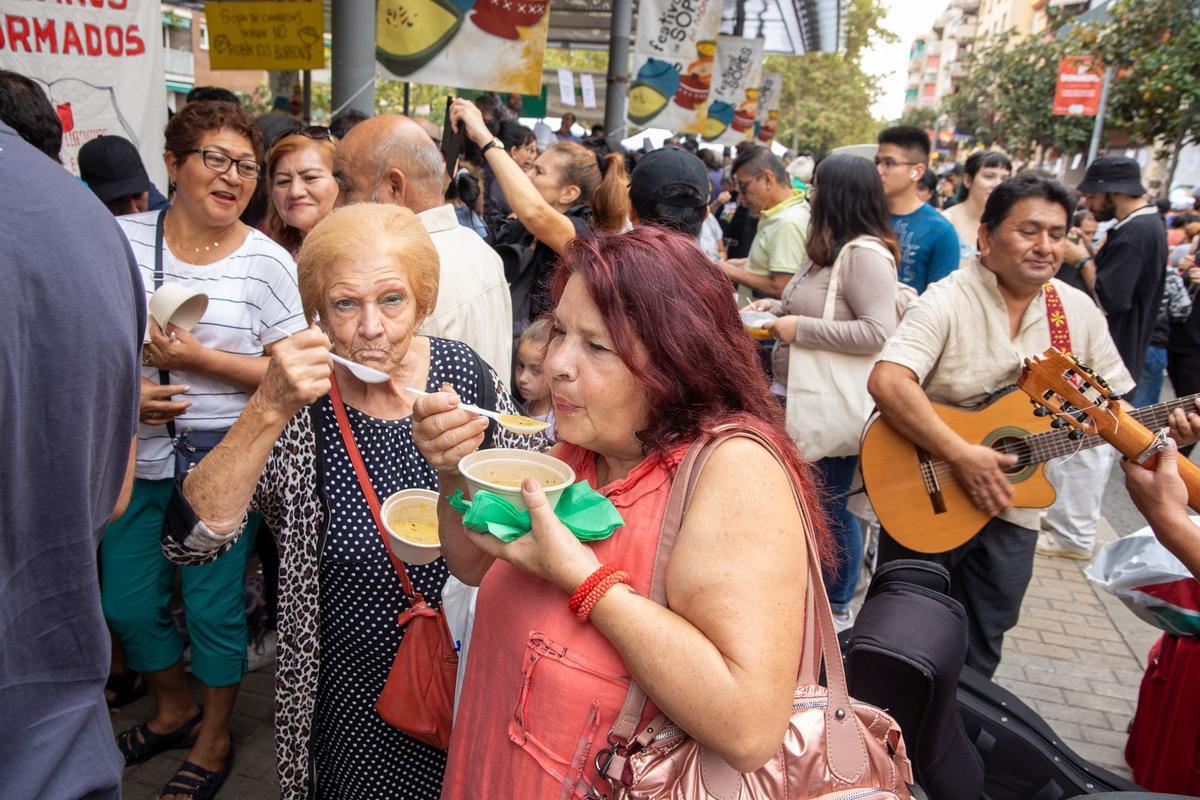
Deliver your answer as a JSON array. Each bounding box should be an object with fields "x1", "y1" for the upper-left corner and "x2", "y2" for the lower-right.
[{"x1": 866, "y1": 173, "x2": 1200, "y2": 677}]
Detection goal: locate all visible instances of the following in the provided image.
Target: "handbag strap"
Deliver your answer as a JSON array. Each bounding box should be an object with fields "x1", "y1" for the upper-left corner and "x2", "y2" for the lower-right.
[
  {"x1": 607, "y1": 425, "x2": 869, "y2": 783},
  {"x1": 328, "y1": 375, "x2": 420, "y2": 602},
  {"x1": 153, "y1": 209, "x2": 177, "y2": 442},
  {"x1": 822, "y1": 236, "x2": 894, "y2": 321}
]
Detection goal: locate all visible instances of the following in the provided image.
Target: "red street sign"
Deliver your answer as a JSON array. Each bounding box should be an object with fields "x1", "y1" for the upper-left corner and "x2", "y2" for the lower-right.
[{"x1": 1052, "y1": 56, "x2": 1103, "y2": 116}]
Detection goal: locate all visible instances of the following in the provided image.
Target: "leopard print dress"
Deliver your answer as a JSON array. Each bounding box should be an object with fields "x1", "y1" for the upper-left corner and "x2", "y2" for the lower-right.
[{"x1": 164, "y1": 338, "x2": 545, "y2": 799}]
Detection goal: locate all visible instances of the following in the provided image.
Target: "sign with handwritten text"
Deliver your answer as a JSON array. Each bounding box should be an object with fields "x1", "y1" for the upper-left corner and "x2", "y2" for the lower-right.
[{"x1": 205, "y1": 0, "x2": 324, "y2": 70}]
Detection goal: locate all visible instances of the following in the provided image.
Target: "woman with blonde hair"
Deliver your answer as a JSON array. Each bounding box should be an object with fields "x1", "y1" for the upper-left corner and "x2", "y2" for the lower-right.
[
  {"x1": 265, "y1": 129, "x2": 338, "y2": 254},
  {"x1": 162, "y1": 203, "x2": 542, "y2": 798}
]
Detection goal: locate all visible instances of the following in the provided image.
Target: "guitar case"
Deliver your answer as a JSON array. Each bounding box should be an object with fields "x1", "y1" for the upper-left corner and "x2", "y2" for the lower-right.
[
  {"x1": 845, "y1": 560, "x2": 985, "y2": 800},
  {"x1": 957, "y1": 661, "x2": 1144, "y2": 799}
]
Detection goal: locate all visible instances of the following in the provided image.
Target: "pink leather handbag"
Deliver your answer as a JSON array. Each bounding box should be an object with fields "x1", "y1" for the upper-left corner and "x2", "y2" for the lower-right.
[{"x1": 596, "y1": 428, "x2": 914, "y2": 799}]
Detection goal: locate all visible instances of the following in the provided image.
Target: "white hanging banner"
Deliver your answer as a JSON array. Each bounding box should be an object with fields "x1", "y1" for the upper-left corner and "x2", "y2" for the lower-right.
[
  {"x1": 754, "y1": 72, "x2": 782, "y2": 145},
  {"x1": 580, "y1": 73, "x2": 597, "y2": 109},
  {"x1": 627, "y1": 0, "x2": 723, "y2": 134},
  {"x1": 557, "y1": 69, "x2": 576, "y2": 106},
  {"x1": 703, "y1": 36, "x2": 765, "y2": 145},
  {"x1": 0, "y1": 0, "x2": 167, "y2": 190}
]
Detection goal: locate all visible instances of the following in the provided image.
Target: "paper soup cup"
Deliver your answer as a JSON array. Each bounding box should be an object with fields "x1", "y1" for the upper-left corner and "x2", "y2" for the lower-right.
[
  {"x1": 458, "y1": 449, "x2": 575, "y2": 513},
  {"x1": 381, "y1": 488, "x2": 441, "y2": 565},
  {"x1": 149, "y1": 283, "x2": 208, "y2": 334}
]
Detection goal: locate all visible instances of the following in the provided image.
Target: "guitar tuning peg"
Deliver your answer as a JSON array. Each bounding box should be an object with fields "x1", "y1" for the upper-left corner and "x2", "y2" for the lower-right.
[
  {"x1": 1073, "y1": 411, "x2": 1089, "y2": 424},
  {"x1": 1109, "y1": 393, "x2": 1123, "y2": 403},
  {"x1": 1051, "y1": 417, "x2": 1069, "y2": 429},
  {"x1": 1061, "y1": 401, "x2": 1075, "y2": 412},
  {"x1": 1033, "y1": 406, "x2": 1053, "y2": 417},
  {"x1": 1075, "y1": 361, "x2": 1093, "y2": 374},
  {"x1": 1067, "y1": 429, "x2": 1085, "y2": 441}
]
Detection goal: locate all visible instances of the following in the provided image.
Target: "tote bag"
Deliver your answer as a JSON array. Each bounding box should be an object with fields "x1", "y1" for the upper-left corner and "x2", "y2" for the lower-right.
[{"x1": 785, "y1": 237, "x2": 895, "y2": 461}]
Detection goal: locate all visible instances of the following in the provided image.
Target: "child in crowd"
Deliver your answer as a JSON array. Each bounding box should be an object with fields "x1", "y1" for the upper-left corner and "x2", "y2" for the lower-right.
[{"x1": 514, "y1": 318, "x2": 555, "y2": 442}]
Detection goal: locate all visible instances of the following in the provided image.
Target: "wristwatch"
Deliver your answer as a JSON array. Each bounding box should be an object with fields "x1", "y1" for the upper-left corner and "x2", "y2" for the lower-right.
[{"x1": 480, "y1": 137, "x2": 504, "y2": 156}]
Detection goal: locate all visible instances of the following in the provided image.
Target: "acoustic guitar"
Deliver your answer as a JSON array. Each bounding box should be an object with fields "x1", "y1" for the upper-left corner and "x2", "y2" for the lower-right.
[{"x1": 860, "y1": 353, "x2": 1198, "y2": 553}]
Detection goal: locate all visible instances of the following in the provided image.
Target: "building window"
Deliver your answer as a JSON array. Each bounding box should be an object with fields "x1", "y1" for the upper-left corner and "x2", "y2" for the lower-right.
[{"x1": 199, "y1": 22, "x2": 209, "y2": 50}]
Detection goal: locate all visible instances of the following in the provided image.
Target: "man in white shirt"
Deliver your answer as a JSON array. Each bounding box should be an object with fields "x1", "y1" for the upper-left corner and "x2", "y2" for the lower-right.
[{"x1": 333, "y1": 115, "x2": 513, "y2": 376}]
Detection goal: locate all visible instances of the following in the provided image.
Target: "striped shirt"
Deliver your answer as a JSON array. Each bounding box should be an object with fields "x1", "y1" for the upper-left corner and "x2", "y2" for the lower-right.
[{"x1": 119, "y1": 211, "x2": 306, "y2": 480}]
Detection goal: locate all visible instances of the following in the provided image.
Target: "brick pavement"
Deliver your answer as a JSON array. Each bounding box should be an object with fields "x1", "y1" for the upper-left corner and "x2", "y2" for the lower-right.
[
  {"x1": 992, "y1": 515, "x2": 1158, "y2": 780},
  {"x1": 114, "y1": 522, "x2": 1162, "y2": 796}
]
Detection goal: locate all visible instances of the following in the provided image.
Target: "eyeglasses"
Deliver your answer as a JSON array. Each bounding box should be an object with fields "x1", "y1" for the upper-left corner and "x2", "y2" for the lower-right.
[
  {"x1": 874, "y1": 157, "x2": 919, "y2": 170},
  {"x1": 736, "y1": 172, "x2": 763, "y2": 194},
  {"x1": 184, "y1": 148, "x2": 262, "y2": 179},
  {"x1": 300, "y1": 125, "x2": 335, "y2": 141}
]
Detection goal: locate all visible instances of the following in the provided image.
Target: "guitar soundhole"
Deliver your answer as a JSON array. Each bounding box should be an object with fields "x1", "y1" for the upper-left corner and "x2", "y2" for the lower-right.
[{"x1": 992, "y1": 436, "x2": 1033, "y2": 473}]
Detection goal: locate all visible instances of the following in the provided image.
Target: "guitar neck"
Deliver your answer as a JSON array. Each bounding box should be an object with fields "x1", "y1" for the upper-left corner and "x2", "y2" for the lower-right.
[{"x1": 1023, "y1": 394, "x2": 1199, "y2": 464}]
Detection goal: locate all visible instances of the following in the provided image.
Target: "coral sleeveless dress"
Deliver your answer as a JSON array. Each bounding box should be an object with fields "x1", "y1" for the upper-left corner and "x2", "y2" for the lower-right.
[{"x1": 440, "y1": 442, "x2": 688, "y2": 799}]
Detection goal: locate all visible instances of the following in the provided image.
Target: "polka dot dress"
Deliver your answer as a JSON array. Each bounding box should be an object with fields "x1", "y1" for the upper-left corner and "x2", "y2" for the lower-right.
[{"x1": 311, "y1": 339, "x2": 484, "y2": 799}]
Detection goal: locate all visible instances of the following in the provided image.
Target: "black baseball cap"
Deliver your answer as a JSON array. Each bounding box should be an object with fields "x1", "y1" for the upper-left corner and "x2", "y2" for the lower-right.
[
  {"x1": 629, "y1": 147, "x2": 709, "y2": 209},
  {"x1": 79, "y1": 135, "x2": 150, "y2": 202},
  {"x1": 1077, "y1": 155, "x2": 1146, "y2": 196}
]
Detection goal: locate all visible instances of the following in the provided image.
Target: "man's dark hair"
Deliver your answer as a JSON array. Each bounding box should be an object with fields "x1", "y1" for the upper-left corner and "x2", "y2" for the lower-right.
[
  {"x1": 630, "y1": 194, "x2": 707, "y2": 239},
  {"x1": 1155, "y1": 197, "x2": 1171, "y2": 217},
  {"x1": 981, "y1": 173, "x2": 1075, "y2": 232},
  {"x1": 0, "y1": 70, "x2": 62, "y2": 162},
  {"x1": 330, "y1": 109, "x2": 370, "y2": 140},
  {"x1": 877, "y1": 125, "x2": 932, "y2": 164},
  {"x1": 731, "y1": 145, "x2": 788, "y2": 184},
  {"x1": 186, "y1": 86, "x2": 239, "y2": 105}
]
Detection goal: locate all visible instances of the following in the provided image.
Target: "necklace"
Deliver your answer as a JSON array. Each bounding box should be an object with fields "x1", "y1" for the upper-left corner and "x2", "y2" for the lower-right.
[{"x1": 165, "y1": 214, "x2": 237, "y2": 254}]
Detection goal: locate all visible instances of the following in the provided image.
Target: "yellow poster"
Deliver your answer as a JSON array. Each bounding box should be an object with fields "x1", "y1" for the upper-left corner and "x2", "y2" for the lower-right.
[{"x1": 205, "y1": 0, "x2": 324, "y2": 71}]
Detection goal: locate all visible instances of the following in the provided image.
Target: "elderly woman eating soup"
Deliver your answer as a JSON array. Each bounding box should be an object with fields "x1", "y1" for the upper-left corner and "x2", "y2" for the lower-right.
[
  {"x1": 413, "y1": 226, "x2": 828, "y2": 798},
  {"x1": 162, "y1": 203, "x2": 541, "y2": 800}
]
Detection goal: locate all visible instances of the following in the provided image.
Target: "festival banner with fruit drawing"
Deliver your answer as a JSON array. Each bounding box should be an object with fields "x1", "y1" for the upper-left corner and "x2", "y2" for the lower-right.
[
  {"x1": 375, "y1": 0, "x2": 551, "y2": 95},
  {"x1": 703, "y1": 36, "x2": 764, "y2": 144},
  {"x1": 0, "y1": 0, "x2": 166, "y2": 189},
  {"x1": 754, "y1": 72, "x2": 782, "y2": 145},
  {"x1": 626, "y1": 0, "x2": 723, "y2": 134}
]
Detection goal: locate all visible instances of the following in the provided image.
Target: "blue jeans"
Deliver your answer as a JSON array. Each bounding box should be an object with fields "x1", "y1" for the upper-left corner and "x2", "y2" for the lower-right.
[
  {"x1": 1134, "y1": 346, "x2": 1167, "y2": 407},
  {"x1": 814, "y1": 456, "x2": 863, "y2": 611}
]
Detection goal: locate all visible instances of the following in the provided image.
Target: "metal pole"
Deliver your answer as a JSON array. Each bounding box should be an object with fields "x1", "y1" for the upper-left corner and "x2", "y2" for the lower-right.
[
  {"x1": 1086, "y1": 67, "x2": 1113, "y2": 165},
  {"x1": 302, "y1": 70, "x2": 312, "y2": 123},
  {"x1": 331, "y1": 0, "x2": 376, "y2": 117},
  {"x1": 604, "y1": 0, "x2": 634, "y2": 139},
  {"x1": 404, "y1": 82, "x2": 411, "y2": 116}
]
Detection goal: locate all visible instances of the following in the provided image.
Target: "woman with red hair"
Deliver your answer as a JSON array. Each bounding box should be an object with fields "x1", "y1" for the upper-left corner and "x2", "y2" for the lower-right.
[{"x1": 412, "y1": 226, "x2": 828, "y2": 797}]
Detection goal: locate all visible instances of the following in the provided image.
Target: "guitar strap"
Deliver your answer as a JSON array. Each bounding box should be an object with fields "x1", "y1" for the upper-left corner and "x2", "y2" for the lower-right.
[{"x1": 1043, "y1": 283, "x2": 1072, "y2": 354}]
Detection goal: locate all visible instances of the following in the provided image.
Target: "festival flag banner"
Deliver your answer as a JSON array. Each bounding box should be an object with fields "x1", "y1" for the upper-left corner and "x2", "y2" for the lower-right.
[
  {"x1": 1051, "y1": 55, "x2": 1103, "y2": 116},
  {"x1": 754, "y1": 71, "x2": 782, "y2": 145},
  {"x1": 376, "y1": 0, "x2": 551, "y2": 95},
  {"x1": 627, "y1": 0, "x2": 723, "y2": 134},
  {"x1": 204, "y1": 0, "x2": 324, "y2": 71},
  {"x1": 703, "y1": 36, "x2": 764, "y2": 145},
  {"x1": 0, "y1": 0, "x2": 166, "y2": 189}
]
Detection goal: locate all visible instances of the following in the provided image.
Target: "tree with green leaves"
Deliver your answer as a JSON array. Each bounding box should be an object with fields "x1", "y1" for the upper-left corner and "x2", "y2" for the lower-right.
[
  {"x1": 942, "y1": 31, "x2": 1094, "y2": 160},
  {"x1": 765, "y1": 0, "x2": 894, "y2": 155},
  {"x1": 1091, "y1": 0, "x2": 1200, "y2": 185}
]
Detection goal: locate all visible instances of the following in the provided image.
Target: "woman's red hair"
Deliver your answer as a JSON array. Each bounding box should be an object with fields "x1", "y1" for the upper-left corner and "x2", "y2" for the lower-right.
[{"x1": 550, "y1": 226, "x2": 830, "y2": 557}]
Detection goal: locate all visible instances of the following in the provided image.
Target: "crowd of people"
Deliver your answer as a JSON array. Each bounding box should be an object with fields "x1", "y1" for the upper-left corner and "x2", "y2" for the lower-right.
[{"x1": 3, "y1": 67, "x2": 1200, "y2": 800}]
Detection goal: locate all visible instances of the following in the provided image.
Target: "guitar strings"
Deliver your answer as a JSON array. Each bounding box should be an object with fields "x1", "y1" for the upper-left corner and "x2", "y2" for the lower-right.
[{"x1": 920, "y1": 398, "x2": 1120, "y2": 487}]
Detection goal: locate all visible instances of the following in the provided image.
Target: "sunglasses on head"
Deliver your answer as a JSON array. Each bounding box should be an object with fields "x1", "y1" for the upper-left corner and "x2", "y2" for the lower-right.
[{"x1": 267, "y1": 125, "x2": 336, "y2": 151}]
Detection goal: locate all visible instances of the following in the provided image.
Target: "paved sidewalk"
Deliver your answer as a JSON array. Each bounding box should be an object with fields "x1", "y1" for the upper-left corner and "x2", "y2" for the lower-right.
[
  {"x1": 113, "y1": 667, "x2": 279, "y2": 799},
  {"x1": 994, "y1": 516, "x2": 1156, "y2": 779}
]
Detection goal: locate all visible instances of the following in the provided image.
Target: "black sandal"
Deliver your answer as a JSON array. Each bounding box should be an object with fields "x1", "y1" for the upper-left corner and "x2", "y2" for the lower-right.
[
  {"x1": 117, "y1": 707, "x2": 204, "y2": 766},
  {"x1": 105, "y1": 669, "x2": 147, "y2": 709},
  {"x1": 160, "y1": 743, "x2": 233, "y2": 800}
]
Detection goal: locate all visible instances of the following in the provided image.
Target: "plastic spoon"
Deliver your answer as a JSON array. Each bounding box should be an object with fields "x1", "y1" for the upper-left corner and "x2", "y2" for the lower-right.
[
  {"x1": 266, "y1": 324, "x2": 391, "y2": 384},
  {"x1": 404, "y1": 387, "x2": 550, "y2": 436}
]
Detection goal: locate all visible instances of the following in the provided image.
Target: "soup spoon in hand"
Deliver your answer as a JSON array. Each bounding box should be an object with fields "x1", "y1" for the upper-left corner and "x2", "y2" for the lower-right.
[
  {"x1": 404, "y1": 387, "x2": 549, "y2": 435},
  {"x1": 266, "y1": 325, "x2": 391, "y2": 384}
]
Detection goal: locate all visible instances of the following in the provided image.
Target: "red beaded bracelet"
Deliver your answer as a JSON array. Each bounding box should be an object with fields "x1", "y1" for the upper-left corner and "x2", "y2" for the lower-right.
[
  {"x1": 568, "y1": 564, "x2": 621, "y2": 613},
  {"x1": 576, "y1": 570, "x2": 631, "y2": 623}
]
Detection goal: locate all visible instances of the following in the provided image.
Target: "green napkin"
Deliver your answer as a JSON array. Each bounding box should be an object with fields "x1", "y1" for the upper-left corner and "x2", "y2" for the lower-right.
[{"x1": 447, "y1": 482, "x2": 624, "y2": 543}]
